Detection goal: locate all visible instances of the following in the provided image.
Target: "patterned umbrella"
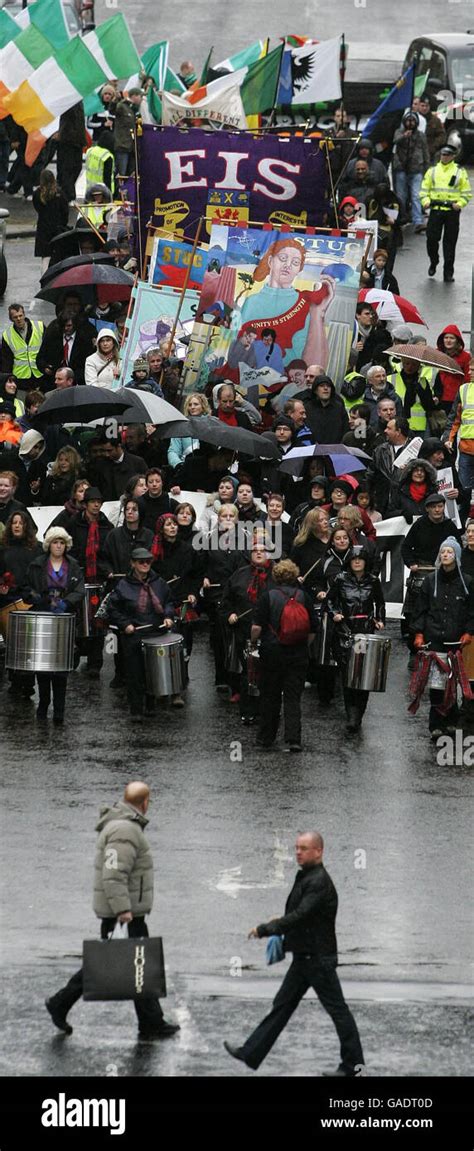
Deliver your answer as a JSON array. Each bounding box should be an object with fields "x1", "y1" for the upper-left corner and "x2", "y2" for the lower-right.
[{"x1": 386, "y1": 344, "x2": 465, "y2": 374}]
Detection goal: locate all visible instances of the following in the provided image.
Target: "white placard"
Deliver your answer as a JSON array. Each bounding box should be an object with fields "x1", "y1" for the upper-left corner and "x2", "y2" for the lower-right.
[{"x1": 392, "y1": 437, "x2": 423, "y2": 470}]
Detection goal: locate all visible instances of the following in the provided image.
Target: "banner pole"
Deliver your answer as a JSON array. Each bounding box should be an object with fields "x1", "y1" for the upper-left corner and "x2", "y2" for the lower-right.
[
  {"x1": 134, "y1": 124, "x2": 144, "y2": 278},
  {"x1": 72, "y1": 203, "x2": 105, "y2": 243},
  {"x1": 162, "y1": 215, "x2": 204, "y2": 402}
]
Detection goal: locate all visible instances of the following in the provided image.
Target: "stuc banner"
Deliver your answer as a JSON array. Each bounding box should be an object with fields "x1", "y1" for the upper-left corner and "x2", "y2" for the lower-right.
[
  {"x1": 137, "y1": 125, "x2": 328, "y2": 241},
  {"x1": 182, "y1": 223, "x2": 366, "y2": 392}
]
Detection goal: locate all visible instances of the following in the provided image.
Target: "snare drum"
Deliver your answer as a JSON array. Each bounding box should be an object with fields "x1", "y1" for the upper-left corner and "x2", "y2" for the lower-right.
[
  {"x1": 142, "y1": 632, "x2": 186, "y2": 698},
  {"x1": 79, "y1": 583, "x2": 104, "y2": 638},
  {"x1": 346, "y1": 633, "x2": 391, "y2": 692}
]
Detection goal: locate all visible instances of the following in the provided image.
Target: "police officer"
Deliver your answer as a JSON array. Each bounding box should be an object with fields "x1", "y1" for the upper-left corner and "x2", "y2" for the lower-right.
[
  {"x1": 84, "y1": 130, "x2": 115, "y2": 196},
  {"x1": 421, "y1": 143, "x2": 472, "y2": 282}
]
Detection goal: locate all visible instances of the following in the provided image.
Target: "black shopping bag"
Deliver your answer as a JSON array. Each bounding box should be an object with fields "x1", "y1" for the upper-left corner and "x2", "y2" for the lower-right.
[{"x1": 83, "y1": 936, "x2": 167, "y2": 1000}]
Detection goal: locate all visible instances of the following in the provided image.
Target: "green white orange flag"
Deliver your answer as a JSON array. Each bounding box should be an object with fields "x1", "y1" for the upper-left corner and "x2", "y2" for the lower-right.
[
  {"x1": 18, "y1": 0, "x2": 70, "y2": 49},
  {"x1": 0, "y1": 7, "x2": 20, "y2": 50},
  {"x1": 3, "y1": 14, "x2": 140, "y2": 133},
  {"x1": 214, "y1": 40, "x2": 266, "y2": 73},
  {"x1": 0, "y1": 23, "x2": 57, "y2": 107}
]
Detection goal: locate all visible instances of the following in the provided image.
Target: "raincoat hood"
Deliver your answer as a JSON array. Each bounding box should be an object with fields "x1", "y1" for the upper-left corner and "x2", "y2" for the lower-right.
[
  {"x1": 95, "y1": 800, "x2": 148, "y2": 831},
  {"x1": 437, "y1": 324, "x2": 465, "y2": 352}
]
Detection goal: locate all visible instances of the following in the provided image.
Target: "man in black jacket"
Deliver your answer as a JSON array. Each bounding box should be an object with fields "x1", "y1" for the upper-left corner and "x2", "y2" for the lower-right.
[
  {"x1": 299, "y1": 375, "x2": 349, "y2": 445},
  {"x1": 93, "y1": 437, "x2": 148, "y2": 501},
  {"x1": 224, "y1": 831, "x2": 364, "y2": 1076}
]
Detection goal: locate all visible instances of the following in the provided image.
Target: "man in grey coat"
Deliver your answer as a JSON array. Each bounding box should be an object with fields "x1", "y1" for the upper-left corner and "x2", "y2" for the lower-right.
[{"x1": 45, "y1": 781, "x2": 179, "y2": 1040}]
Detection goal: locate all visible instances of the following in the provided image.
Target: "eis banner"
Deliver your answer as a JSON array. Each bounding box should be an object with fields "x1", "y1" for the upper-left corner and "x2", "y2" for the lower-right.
[
  {"x1": 138, "y1": 125, "x2": 328, "y2": 241},
  {"x1": 184, "y1": 224, "x2": 365, "y2": 391}
]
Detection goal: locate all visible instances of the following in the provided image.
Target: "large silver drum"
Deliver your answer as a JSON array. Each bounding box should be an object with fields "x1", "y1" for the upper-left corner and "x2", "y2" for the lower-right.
[
  {"x1": 142, "y1": 632, "x2": 186, "y2": 698},
  {"x1": 6, "y1": 611, "x2": 76, "y2": 672},
  {"x1": 346, "y1": 633, "x2": 391, "y2": 692}
]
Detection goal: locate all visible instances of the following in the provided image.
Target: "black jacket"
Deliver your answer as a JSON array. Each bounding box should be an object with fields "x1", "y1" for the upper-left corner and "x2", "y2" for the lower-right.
[
  {"x1": 93, "y1": 451, "x2": 148, "y2": 501},
  {"x1": 290, "y1": 536, "x2": 328, "y2": 594},
  {"x1": 0, "y1": 540, "x2": 42, "y2": 602},
  {"x1": 37, "y1": 322, "x2": 97, "y2": 388},
  {"x1": 139, "y1": 491, "x2": 179, "y2": 532},
  {"x1": 26, "y1": 552, "x2": 85, "y2": 611},
  {"x1": 401, "y1": 516, "x2": 463, "y2": 568},
  {"x1": 253, "y1": 582, "x2": 318, "y2": 651},
  {"x1": 220, "y1": 562, "x2": 275, "y2": 642},
  {"x1": 102, "y1": 524, "x2": 154, "y2": 575},
  {"x1": 69, "y1": 509, "x2": 113, "y2": 580},
  {"x1": 326, "y1": 570, "x2": 385, "y2": 628},
  {"x1": 256, "y1": 862, "x2": 338, "y2": 959},
  {"x1": 152, "y1": 538, "x2": 201, "y2": 604},
  {"x1": 108, "y1": 572, "x2": 175, "y2": 631},
  {"x1": 299, "y1": 383, "x2": 349, "y2": 444},
  {"x1": 200, "y1": 536, "x2": 249, "y2": 604},
  {"x1": 411, "y1": 567, "x2": 474, "y2": 645},
  {"x1": 32, "y1": 189, "x2": 69, "y2": 257}
]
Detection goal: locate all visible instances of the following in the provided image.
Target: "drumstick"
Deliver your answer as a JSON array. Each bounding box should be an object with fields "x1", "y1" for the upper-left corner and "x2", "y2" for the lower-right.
[
  {"x1": 300, "y1": 557, "x2": 323, "y2": 583},
  {"x1": 166, "y1": 576, "x2": 181, "y2": 584},
  {"x1": 236, "y1": 608, "x2": 253, "y2": 621}
]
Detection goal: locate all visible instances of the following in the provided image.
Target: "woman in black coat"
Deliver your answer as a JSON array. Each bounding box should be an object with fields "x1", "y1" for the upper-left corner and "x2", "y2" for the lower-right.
[
  {"x1": 200, "y1": 503, "x2": 249, "y2": 691},
  {"x1": 221, "y1": 542, "x2": 274, "y2": 719},
  {"x1": 151, "y1": 512, "x2": 201, "y2": 667},
  {"x1": 390, "y1": 459, "x2": 439, "y2": 524},
  {"x1": 33, "y1": 170, "x2": 69, "y2": 273},
  {"x1": 411, "y1": 536, "x2": 474, "y2": 737},
  {"x1": 26, "y1": 526, "x2": 85, "y2": 723},
  {"x1": 0, "y1": 510, "x2": 42, "y2": 696},
  {"x1": 326, "y1": 546, "x2": 386, "y2": 732}
]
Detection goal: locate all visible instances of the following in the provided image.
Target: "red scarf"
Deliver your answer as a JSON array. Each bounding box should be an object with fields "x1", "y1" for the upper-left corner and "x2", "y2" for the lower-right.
[
  {"x1": 136, "y1": 578, "x2": 165, "y2": 616},
  {"x1": 85, "y1": 519, "x2": 100, "y2": 580},
  {"x1": 409, "y1": 480, "x2": 427, "y2": 504},
  {"x1": 218, "y1": 409, "x2": 238, "y2": 426},
  {"x1": 152, "y1": 512, "x2": 177, "y2": 560},
  {"x1": 246, "y1": 560, "x2": 271, "y2": 604}
]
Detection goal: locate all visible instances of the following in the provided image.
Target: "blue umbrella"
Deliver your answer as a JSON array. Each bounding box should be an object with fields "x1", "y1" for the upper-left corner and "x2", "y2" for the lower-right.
[{"x1": 279, "y1": 443, "x2": 370, "y2": 477}]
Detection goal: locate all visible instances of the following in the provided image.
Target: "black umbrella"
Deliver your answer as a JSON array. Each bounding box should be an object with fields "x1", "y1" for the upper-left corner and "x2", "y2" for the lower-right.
[
  {"x1": 155, "y1": 415, "x2": 280, "y2": 459},
  {"x1": 114, "y1": 388, "x2": 188, "y2": 427},
  {"x1": 40, "y1": 253, "x2": 116, "y2": 288},
  {"x1": 33, "y1": 385, "x2": 132, "y2": 426},
  {"x1": 49, "y1": 228, "x2": 105, "y2": 264}
]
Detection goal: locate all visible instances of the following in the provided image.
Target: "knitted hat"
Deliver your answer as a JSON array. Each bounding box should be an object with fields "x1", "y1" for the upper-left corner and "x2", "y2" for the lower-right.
[
  {"x1": 42, "y1": 526, "x2": 73, "y2": 552},
  {"x1": 310, "y1": 475, "x2": 330, "y2": 493},
  {"x1": 434, "y1": 535, "x2": 467, "y2": 594},
  {"x1": 272, "y1": 415, "x2": 295, "y2": 432},
  {"x1": 18, "y1": 428, "x2": 45, "y2": 457},
  {"x1": 0, "y1": 399, "x2": 16, "y2": 418},
  {"x1": 133, "y1": 357, "x2": 149, "y2": 373},
  {"x1": 83, "y1": 486, "x2": 103, "y2": 503}
]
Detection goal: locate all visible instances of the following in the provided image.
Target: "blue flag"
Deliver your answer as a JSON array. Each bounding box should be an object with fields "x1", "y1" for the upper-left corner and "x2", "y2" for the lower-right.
[{"x1": 364, "y1": 63, "x2": 415, "y2": 138}]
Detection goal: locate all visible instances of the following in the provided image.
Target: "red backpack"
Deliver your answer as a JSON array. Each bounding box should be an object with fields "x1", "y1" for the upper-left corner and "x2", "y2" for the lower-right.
[{"x1": 273, "y1": 589, "x2": 311, "y2": 646}]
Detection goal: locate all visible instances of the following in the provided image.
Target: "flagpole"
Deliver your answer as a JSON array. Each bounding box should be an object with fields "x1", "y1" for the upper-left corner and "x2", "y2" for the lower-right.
[
  {"x1": 339, "y1": 34, "x2": 346, "y2": 120},
  {"x1": 163, "y1": 215, "x2": 204, "y2": 404},
  {"x1": 134, "y1": 122, "x2": 144, "y2": 278}
]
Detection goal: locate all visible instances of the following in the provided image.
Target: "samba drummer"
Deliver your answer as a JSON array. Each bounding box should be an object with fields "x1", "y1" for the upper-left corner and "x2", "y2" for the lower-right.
[
  {"x1": 401, "y1": 493, "x2": 463, "y2": 650},
  {"x1": 409, "y1": 538, "x2": 474, "y2": 739},
  {"x1": 150, "y1": 513, "x2": 201, "y2": 673},
  {"x1": 326, "y1": 546, "x2": 386, "y2": 733},
  {"x1": 68, "y1": 487, "x2": 113, "y2": 678},
  {"x1": 107, "y1": 547, "x2": 180, "y2": 722},
  {"x1": 26, "y1": 527, "x2": 85, "y2": 725},
  {"x1": 220, "y1": 539, "x2": 275, "y2": 722}
]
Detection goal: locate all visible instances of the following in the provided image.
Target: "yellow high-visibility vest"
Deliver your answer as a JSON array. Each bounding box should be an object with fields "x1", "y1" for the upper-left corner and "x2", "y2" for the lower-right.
[
  {"x1": 388, "y1": 365, "x2": 435, "y2": 432},
  {"x1": 459, "y1": 383, "x2": 474, "y2": 440},
  {"x1": 421, "y1": 161, "x2": 472, "y2": 211},
  {"x1": 85, "y1": 145, "x2": 115, "y2": 192},
  {"x1": 2, "y1": 321, "x2": 44, "y2": 379}
]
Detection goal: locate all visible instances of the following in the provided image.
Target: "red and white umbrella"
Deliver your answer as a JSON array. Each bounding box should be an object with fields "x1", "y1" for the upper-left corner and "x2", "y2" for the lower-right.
[{"x1": 358, "y1": 288, "x2": 426, "y2": 326}]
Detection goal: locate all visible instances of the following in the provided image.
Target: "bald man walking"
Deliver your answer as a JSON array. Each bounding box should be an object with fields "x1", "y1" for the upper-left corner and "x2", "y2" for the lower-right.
[
  {"x1": 224, "y1": 832, "x2": 364, "y2": 1076},
  {"x1": 45, "y1": 782, "x2": 179, "y2": 1040}
]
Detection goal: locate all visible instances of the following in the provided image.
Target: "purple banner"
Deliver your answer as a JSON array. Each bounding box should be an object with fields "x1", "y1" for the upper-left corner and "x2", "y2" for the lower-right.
[{"x1": 137, "y1": 125, "x2": 328, "y2": 242}]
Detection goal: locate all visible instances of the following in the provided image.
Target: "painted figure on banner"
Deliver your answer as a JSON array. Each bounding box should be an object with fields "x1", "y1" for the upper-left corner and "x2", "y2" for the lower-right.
[{"x1": 188, "y1": 226, "x2": 365, "y2": 393}]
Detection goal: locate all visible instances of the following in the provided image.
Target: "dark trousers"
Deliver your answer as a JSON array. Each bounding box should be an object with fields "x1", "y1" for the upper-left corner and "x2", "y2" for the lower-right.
[
  {"x1": 342, "y1": 685, "x2": 370, "y2": 724},
  {"x1": 37, "y1": 672, "x2": 67, "y2": 717},
  {"x1": 77, "y1": 634, "x2": 104, "y2": 670},
  {"x1": 208, "y1": 605, "x2": 229, "y2": 686},
  {"x1": 426, "y1": 208, "x2": 460, "y2": 277},
  {"x1": 239, "y1": 954, "x2": 364, "y2": 1072},
  {"x1": 307, "y1": 660, "x2": 337, "y2": 703},
  {"x1": 258, "y1": 646, "x2": 308, "y2": 745},
  {"x1": 429, "y1": 688, "x2": 458, "y2": 732},
  {"x1": 119, "y1": 632, "x2": 147, "y2": 714},
  {"x1": 56, "y1": 143, "x2": 83, "y2": 202},
  {"x1": 51, "y1": 917, "x2": 164, "y2": 1031}
]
